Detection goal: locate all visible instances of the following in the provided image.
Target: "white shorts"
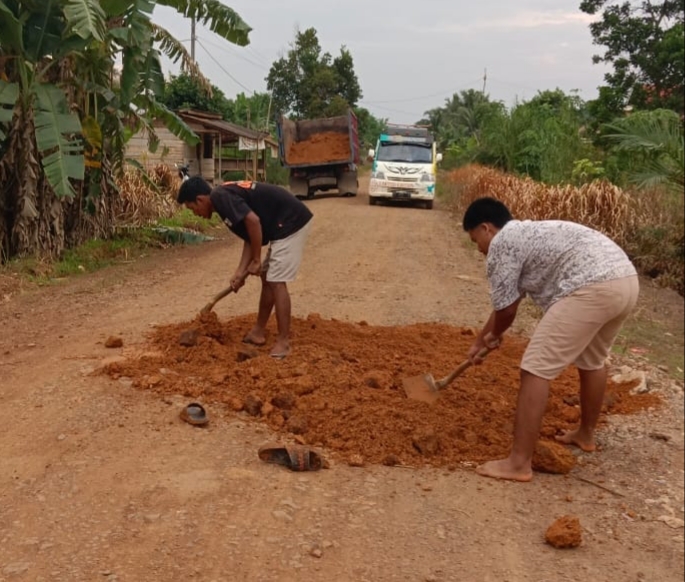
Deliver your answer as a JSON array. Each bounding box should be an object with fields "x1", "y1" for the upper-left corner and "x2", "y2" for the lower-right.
[{"x1": 263, "y1": 220, "x2": 312, "y2": 283}]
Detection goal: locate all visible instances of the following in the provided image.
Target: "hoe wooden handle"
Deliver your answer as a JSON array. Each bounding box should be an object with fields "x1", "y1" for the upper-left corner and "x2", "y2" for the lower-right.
[
  {"x1": 200, "y1": 272, "x2": 249, "y2": 314},
  {"x1": 435, "y1": 346, "x2": 492, "y2": 390}
]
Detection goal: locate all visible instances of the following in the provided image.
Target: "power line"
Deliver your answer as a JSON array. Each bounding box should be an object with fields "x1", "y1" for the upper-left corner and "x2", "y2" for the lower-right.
[
  {"x1": 196, "y1": 35, "x2": 270, "y2": 71},
  {"x1": 196, "y1": 39, "x2": 255, "y2": 94},
  {"x1": 361, "y1": 78, "x2": 483, "y2": 105},
  {"x1": 360, "y1": 102, "x2": 425, "y2": 118}
]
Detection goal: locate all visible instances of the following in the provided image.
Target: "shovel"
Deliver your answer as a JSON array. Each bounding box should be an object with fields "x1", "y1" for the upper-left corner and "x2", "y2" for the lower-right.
[
  {"x1": 402, "y1": 346, "x2": 493, "y2": 404},
  {"x1": 200, "y1": 272, "x2": 249, "y2": 315}
]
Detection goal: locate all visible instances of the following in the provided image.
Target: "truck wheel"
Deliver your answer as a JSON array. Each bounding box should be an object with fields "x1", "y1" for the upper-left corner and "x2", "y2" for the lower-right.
[
  {"x1": 368, "y1": 196, "x2": 377, "y2": 206},
  {"x1": 306, "y1": 189, "x2": 315, "y2": 199},
  {"x1": 424, "y1": 200, "x2": 434, "y2": 210}
]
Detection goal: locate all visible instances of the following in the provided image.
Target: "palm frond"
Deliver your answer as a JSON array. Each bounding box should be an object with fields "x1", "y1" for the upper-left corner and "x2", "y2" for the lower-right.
[{"x1": 151, "y1": 23, "x2": 213, "y2": 95}]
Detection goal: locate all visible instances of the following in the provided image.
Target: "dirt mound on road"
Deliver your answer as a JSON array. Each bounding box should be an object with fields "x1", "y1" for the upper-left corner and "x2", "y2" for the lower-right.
[
  {"x1": 102, "y1": 313, "x2": 658, "y2": 468},
  {"x1": 287, "y1": 132, "x2": 351, "y2": 165}
]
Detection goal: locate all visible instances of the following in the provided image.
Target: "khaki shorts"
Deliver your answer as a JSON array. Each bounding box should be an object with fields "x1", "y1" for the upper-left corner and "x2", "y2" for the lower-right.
[
  {"x1": 521, "y1": 275, "x2": 639, "y2": 380},
  {"x1": 263, "y1": 220, "x2": 312, "y2": 283}
]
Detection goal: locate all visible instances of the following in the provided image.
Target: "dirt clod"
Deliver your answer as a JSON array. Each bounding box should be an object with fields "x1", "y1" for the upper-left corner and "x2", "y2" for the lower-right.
[
  {"x1": 412, "y1": 427, "x2": 440, "y2": 456},
  {"x1": 105, "y1": 336, "x2": 123, "y2": 349},
  {"x1": 237, "y1": 348, "x2": 259, "y2": 362},
  {"x1": 286, "y1": 415, "x2": 308, "y2": 435},
  {"x1": 348, "y1": 454, "x2": 365, "y2": 467},
  {"x1": 545, "y1": 515, "x2": 583, "y2": 549},
  {"x1": 272, "y1": 392, "x2": 297, "y2": 410},
  {"x1": 179, "y1": 329, "x2": 199, "y2": 347},
  {"x1": 363, "y1": 370, "x2": 393, "y2": 390},
  {"x1": 532, "y1": 441, "x2": 577, "y2": 475},
  {"x1": 383, "y1": 454, "x2": 401, "y2": 466},
  {"x1": 243, "y1": 393, "x2": 263, "y2": 416}
]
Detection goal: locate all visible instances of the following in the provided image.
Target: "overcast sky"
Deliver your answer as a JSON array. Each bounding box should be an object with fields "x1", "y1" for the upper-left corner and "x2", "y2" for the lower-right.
[{"x1": 153, "y1": 0, "x2": 609, "y2": 124}]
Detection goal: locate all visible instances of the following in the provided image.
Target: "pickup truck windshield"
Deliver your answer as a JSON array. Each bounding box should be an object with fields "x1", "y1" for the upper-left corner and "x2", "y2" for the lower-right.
[{"x1": 377, "y1": 143, "x2": 432, "y2": 164}]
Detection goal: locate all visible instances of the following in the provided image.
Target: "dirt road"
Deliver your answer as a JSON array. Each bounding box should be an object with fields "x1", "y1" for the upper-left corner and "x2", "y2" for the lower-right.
[{"x1": 1, "y1": 185, "x2": 683, "y2": 582}]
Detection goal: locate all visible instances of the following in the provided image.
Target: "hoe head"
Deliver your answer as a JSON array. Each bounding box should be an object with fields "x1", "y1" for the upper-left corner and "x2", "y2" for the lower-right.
[{"x1": 402, "y1": 373, "x2": 440, "y2": 404}]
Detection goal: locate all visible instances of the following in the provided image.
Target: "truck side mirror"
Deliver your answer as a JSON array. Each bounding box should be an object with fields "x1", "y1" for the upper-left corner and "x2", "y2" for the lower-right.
[
  {"x1": 436, "y1": 153, "x2": 443, "y2": 163},
  {"x1": 367, "y1": 148, "x2": 375, "y2": 161}
]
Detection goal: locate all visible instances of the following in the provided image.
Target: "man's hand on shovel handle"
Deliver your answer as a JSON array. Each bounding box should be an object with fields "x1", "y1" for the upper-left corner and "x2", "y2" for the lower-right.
[
  {"x1": 230, "y1": 271, "x2": 250, "y2": 292},
  {"x1": 468, "y1": 333, "x2": 501, "y2": 365}
]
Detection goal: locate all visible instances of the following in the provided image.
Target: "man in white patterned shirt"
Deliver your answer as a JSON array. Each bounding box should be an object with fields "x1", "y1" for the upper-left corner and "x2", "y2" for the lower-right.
[{"x1": 463, "y1": 197, "x2": 639, "y2": 482}]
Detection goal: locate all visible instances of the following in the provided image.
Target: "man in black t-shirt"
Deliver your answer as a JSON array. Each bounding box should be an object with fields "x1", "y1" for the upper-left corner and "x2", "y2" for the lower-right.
[{"x1": 178, "y1": 177, "x2": 313, "y2": 359}]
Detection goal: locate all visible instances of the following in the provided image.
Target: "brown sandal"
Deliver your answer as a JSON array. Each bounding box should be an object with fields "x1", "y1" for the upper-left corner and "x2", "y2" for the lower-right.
[{"x1": 258, "y1": 443, "x2": 323, "y2": 471}]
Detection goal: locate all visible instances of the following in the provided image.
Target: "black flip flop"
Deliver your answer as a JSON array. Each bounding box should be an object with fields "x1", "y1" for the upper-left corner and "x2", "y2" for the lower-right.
[{"x1": 180, "y1": 403, "x2": 209, "y2": 426}]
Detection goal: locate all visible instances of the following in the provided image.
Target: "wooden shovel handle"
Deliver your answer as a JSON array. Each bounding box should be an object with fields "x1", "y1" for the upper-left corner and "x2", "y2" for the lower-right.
[
  {"x1": 435, "y1": 346, "x2": 492, "y2": 390},
  {"x1": 200, "y1": 272, "x2": 249, "y2": 314}
]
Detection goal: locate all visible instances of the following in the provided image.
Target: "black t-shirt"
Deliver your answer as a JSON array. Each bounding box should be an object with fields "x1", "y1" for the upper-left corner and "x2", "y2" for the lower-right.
[{"x1": 210, "y1": 181, "x2": 313, "y2": 245}]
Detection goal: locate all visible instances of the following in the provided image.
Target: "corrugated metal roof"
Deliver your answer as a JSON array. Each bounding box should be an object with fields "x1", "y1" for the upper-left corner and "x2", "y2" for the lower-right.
[{"x1": 178, "y1": 109, "x2": 277, "y2": 146}]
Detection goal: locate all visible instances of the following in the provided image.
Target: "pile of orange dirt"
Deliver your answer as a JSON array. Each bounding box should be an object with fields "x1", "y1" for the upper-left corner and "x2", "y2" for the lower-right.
[
  {"x1": 287, "y1": 132, "x2": 350, "y2": 165},
  {"x1": 101, "y1": 314, "x2": 659, "y2": 468}
]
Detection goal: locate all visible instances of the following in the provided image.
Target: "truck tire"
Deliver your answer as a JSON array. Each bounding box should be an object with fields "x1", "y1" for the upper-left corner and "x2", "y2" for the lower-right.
[
  {"x1": 338, "y1": 170, "x2": 358, "y2": 197},
  {"x1": 424, "y1": 200, "x2": 434, "y2": 210},
  {"x1": 289, "y1": 176, "x2": 308, "y2": 199},
  {"x1": 368, "y1": 196, "x2": 378, "y2": 206}
]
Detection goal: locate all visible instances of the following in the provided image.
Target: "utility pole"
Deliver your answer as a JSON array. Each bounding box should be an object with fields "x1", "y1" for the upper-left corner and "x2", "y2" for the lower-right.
[
  {"x1": 482, "y1": 67, "x2": 488, "y2": 95},
  {"x1": 265, "y1": 93, "x2": 273, "y2": 133},
  {"x1": 191, "y1": 17, "x2": 196, "y2": 61}
]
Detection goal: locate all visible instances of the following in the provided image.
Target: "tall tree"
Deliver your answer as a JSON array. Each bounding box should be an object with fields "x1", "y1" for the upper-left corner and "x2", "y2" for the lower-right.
[
  {"x1": 266, "y1": 28, "x2": 362, "y2": 119},
  {"x1": 581, "y1": 0, "x2": 685, "y2": 116}
]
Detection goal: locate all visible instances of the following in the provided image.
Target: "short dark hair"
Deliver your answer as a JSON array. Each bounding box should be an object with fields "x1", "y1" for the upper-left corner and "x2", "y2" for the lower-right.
[
  {"x1": 177, "y1": 176, "x2": 212, "y2": 204},
  {"x1": 462, "y1": 197, "x2": 513, "y2": 231}
]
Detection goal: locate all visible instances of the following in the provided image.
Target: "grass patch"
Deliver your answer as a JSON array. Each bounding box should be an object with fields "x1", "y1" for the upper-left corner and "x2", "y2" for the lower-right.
[
  {"x1": 6, "y1": 219, "x2": 218, "y2": 284},
  {"x1": 156, "y1": 208, "x2": 222, "y2": 232}
]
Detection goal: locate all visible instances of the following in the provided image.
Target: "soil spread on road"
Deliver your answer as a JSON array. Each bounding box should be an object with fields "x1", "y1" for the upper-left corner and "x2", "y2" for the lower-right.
[
  {"x1": 101, "y1": 313, "x2": 659, "y2": 467},
  {"x1": 287, "y1": 132, "x2": 351, "y2": 165}
]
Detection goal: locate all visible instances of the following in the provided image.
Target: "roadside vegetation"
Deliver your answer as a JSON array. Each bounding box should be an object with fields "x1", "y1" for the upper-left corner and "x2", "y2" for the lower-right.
[{"x1": 0, "y1": 1, "x2": 682, "y2": 301}]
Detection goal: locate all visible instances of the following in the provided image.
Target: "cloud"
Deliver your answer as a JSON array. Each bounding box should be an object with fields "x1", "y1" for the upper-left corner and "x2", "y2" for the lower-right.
[{"x1": 407, "y1": 11, "x2": 599, "y2": 35}]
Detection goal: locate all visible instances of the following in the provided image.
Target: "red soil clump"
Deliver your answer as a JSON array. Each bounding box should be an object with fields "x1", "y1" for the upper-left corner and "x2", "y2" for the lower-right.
[
  {"x1": 545, "y1": 516, "x2": 583, "y2": 549},
  {"x1": 102, "y1": 313, "x2": 659, "y2": 468},
  {"x1": 287, "y1": 132, "x2": 350, "y2": 165}
]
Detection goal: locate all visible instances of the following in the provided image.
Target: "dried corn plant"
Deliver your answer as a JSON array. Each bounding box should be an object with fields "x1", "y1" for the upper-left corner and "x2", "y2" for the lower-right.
[
  {"x1": 447, "y1": 165, "x2": 645, "y2": 248},
  {"x1": 114, "y1": 164, "x2": 180, "y2": 228}
]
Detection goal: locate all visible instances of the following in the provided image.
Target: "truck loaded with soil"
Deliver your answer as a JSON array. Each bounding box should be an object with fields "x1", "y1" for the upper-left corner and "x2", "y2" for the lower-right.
[{"x1": 277, "y1": 109, "x2": 360, "y2": 199}]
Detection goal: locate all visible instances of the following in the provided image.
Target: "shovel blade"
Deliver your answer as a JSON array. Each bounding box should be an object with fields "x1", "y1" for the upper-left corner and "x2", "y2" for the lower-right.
[{"x1": 402, "y1": 374, "x2": 440, "y2": 404}]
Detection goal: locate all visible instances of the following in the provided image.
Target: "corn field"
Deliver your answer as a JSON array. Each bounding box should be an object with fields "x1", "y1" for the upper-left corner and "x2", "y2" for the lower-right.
[{"x1": 446, "y1": 165, "x2": 684, "y2": 295}]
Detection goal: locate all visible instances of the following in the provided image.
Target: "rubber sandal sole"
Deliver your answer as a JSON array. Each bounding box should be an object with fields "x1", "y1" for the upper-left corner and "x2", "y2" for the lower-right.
[{"x1": 180, "y1": 403, "x2": 209, "y2": 426}]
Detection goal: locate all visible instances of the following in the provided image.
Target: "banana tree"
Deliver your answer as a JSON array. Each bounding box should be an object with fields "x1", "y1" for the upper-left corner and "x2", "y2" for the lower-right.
[{"x1": 0, "y1": 0, "x2": 251, "y2": 260}]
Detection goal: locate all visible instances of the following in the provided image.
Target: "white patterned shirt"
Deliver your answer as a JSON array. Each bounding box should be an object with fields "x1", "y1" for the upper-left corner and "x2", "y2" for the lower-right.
[{"x1": 487, "y1": 220, "x2": 637, "y2": 311}]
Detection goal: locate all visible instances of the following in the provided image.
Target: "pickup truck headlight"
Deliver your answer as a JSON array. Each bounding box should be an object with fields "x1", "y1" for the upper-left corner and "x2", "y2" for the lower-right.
[
  {"x1": 421, "y1": 173, "x2": 435, "y2": 182},
  {"x1": 372, "y1": 171, "x2": 386, "y2": 180}
]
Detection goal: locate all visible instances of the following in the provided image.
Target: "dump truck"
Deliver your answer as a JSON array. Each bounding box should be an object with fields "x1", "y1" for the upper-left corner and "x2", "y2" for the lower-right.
[
  {"x1": 368, "y1": 124, "x2": 442, "y2": 209},
  {"x1": 276, "y1": 109, "x2": 360, "y2": 199}
]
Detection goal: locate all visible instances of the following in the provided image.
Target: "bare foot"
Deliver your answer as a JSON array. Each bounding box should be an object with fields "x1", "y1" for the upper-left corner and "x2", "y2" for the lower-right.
[
  {"x1": 475, "y1": 459, "x2": 533, "y2": 482},
  {"x1": 242, "y1": 329, "x2": 266, "y2": 347},
  {"x1": 270, "y1": 340, "x2": 291, "y2": 359},
  {"x1": 556, "y1": 429, "x2": 596, "y2": 452}
]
